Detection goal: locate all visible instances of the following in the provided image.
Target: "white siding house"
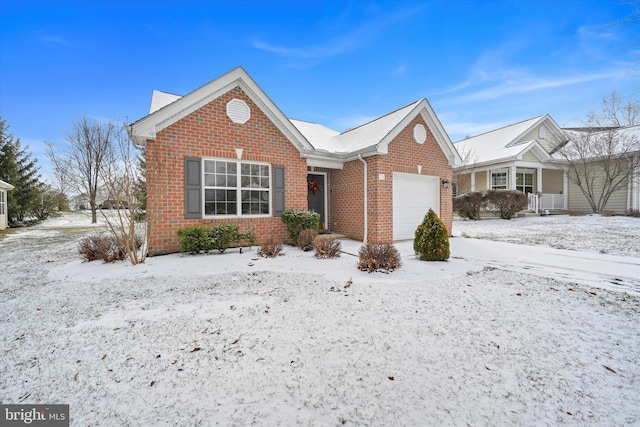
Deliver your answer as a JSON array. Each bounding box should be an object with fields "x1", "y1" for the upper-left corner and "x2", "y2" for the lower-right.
[{"x1": 0, "y1": 179, "x2": 15, "y2": 229}]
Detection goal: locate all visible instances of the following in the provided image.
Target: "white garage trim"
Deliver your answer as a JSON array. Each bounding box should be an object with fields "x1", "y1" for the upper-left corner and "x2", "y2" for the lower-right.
[{"x1": 392, "y1": 172, "x2": 440, "y2": 241}]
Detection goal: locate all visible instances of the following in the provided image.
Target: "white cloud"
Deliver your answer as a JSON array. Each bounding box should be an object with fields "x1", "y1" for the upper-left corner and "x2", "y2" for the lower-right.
[{"x1": 41, "y1": 35, "x2": 70, "y2": 46}]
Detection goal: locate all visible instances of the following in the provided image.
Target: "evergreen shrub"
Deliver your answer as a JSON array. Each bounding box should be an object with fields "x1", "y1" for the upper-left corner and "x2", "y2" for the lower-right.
[
  {"x1": 414, "y1": 209, "x2": 450, "y2": 261},
  {"x1": 281, "y1": 208, "x2": 320, "y2": 243}
]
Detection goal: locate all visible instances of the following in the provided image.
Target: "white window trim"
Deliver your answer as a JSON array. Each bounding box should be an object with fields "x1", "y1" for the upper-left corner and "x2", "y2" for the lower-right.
[
  {"x1": 515, "y1": 171, "x2": 534, "y2": 193},
  {"x1": 202, "y1": 157, "x2": 272, "y2": 218},
  {"x1": 0, "y1": 191, "x2": 5, "y2": 215},
  {"x1": 491, "y1": 171, "x2": 508, "y2": 190}
]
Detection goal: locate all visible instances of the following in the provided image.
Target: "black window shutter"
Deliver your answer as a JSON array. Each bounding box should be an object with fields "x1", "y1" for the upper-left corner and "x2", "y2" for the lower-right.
[
  {"x1": 273, "y1": 165, "x2": 285, "y2": 217},
  {"x1": 185, "y1": 157, "x2": 202, "y2": 219}
]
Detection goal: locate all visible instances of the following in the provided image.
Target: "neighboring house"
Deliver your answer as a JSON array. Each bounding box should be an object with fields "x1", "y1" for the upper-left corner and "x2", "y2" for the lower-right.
[
  {"x1": 127, "y1": 67, "x2": 460, "y2": 255},
  {"x1": 0, "y1": 179, "x2": 15, "y2": 229},
  {"x1": 454, "y1": 116, "x2": 640, "y2": 215},
  {"x1": 454, "y1": 115, "x2": 569, "y2": 212},
  {"x1": 560, "y1": 125, "x2": 640, "y2": 215}
]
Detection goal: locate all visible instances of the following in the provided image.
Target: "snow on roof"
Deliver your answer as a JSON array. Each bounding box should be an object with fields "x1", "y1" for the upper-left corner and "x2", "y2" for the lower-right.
[
  {"x1": 149, "y1": 90, "x2": 182, "y2": 114},
  {"x1": 291, "y1": 101, "x2": 422, "y2": 155},
  {"x1": 0, "y1": 179, "x2": 15, "y2": 190},
  {"x1": 454, "y1": 115, "x2": 547, "y2": 165}
]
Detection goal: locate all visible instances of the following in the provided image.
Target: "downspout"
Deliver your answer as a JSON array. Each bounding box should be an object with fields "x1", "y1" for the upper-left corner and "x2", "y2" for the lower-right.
[{"x1": 358, "y1": 154, "x2": 368, "y2": 243}]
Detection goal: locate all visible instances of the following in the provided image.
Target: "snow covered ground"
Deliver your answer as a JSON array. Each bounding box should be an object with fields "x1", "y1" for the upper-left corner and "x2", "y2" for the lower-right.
[
  {"x1": 453, "y1": 214, "x2": 640, "y2": 258},
  {"x1": 1, "y1": 212, "x2": 639, "y2": 425}
]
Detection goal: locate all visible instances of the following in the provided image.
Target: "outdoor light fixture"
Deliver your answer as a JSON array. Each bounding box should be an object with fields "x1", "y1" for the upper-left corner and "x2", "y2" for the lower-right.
[{"x1": 442, "y1": 179, "x2": 450, "y2": 189}]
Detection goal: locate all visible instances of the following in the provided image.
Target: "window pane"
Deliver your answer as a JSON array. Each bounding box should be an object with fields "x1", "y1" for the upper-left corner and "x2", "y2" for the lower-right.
[
  {"x1": 227, "y1": 191, "x2": 237, "y2": 202},
  {"x1": 241, "y1": 164, "x2": 250, "y2": 175},
  {"x1": 241, "y1": 176, "x2": 250, "y2": 187},
  {"x1": 215, "y1": 162, "x2": 226, "y2": 173},
  {"x1": 228, "y1": 163, "x2": 237, "y2": 174},
  {"x1": 205, "y1": 202, "x2": 215, "y2": 215},
  {"x1": 251, "y1": 164, "x2": 259, "y2": 175},
  {"x1": 261, "y1": 177, "x2": 269, "y2": 188},
  {"x1": 261, "y1": 165, "x2": 269, "y2": 177},
  {"x1": 205, "y1": 189, "x2": 215, "y2": 202},
  {"x1": 205, "y1": 175, "x2": 216, "y2": 186},
  {"x1": 525, "y1": 174, "x2": 533, "y2": 185},
  {"x1": 227, "y1": 175, "x2": 237, "y2": 187},
  {"x1": 204, "y1": 161, "x2": 215, "y2": 173}
]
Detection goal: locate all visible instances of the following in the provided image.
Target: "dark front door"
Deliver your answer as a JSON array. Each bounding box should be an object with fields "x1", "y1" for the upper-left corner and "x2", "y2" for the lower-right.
[{"x1": 307, "y1": 173, "x2": 326, "y2": 230}]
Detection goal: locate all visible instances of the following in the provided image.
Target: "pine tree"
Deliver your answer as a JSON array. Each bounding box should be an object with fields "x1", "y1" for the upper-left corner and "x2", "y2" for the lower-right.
[
  {"x1": 0, "y1": 117, "x2": 46, "y2": 226},
  {"x1": 414, "y1": 209, "x2": 450, "y2": 261}
]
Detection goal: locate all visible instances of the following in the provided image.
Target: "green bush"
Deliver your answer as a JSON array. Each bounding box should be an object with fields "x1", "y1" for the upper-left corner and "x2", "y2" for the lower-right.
[
  {"x1": 453, "y1": 191, "x2": 485, "y2": 220},
  {"x1": 414, "y1": 209, "x2": 450, "y2": 261},
  {"x1": 281, "y1": 208, "x2": 320, "y2": 243},
  {"x1": 177, "y1": 224, "x2": 256, "y2": 254},
  {"x1": 177, "y1": 225, "x2": 211, "y2": 254},
  {"x1": 486, "y1": 190, "x2": 527, "y2": 219}
]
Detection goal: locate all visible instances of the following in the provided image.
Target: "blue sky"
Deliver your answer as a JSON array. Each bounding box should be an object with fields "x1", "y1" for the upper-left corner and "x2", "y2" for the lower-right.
[{"x1": 1, "y1": 0, "x2": 638, "y2": 180}]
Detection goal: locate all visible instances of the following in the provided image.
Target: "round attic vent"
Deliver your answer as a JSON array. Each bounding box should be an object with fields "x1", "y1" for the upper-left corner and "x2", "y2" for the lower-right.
[
  {"x1": 226, "y1": 99, "x2": 250, "y2": 124},
  {"x1": 413, "y1": 124, "x2": 427, "y2": 144}
]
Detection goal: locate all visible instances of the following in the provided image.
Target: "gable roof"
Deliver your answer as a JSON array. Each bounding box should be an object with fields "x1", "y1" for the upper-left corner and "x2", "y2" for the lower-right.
[
  {"x1": 454, "y1": 114, "x2": 565, "y2": 168},
  {"x1": 127, "y1": 67, "x2": 460, "y2": 167},
  {"x1": 0, "y1": 179, "x2": 14, "y2": 190},
  {"x1": 127, "y1": 66, "x2": 314, "y2": 153}
]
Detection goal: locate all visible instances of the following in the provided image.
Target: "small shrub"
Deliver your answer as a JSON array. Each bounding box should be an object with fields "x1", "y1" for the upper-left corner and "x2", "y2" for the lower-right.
[
  {"x1": 238, "y1": 228, "x2": 257, "y2": 247},
  {"x1": 297, "y1": 228, "x2": 318, "y2": 251},
  {"x1": 281, "y1": 208, "x2": 320, "y2": 243},
  {"x1": 314, "y1": 236, "x2": 341, "y2": 259},
  {"x1": 414, "y1": 209, "x2": 450, "y2": 261},
  {"x1": 453, "y1": 191, "x2": 486, "y2": 220},
  {"x1": 78, "y1": 233, "x2": 127, "y2": 263},
  {"x1": 177, "y1": 225, "x2": 210, "y2": 253},
  {"x1": 357, "y1": 243, "x2": 401, "y2": 273},
  {"x1": 486, "y1": 190, "x2": 527, "y2": 220},
  {"x1": 208, "y1": 224, "x2": 240, "y2": 254},
  {"x1": 258, "y1": 236, "x2": 284, "y2": 258}
]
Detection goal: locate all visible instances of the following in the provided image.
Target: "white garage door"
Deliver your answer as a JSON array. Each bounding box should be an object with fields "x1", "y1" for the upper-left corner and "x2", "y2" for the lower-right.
[{"x1": 392, "y1": 172, "x2": 440, "y2": 241}]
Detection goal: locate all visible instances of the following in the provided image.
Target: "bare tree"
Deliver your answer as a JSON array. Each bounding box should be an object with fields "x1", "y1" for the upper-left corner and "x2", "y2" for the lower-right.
[
  {"x1": 47, "y1": 116, "x2": 115, "y2": 223},
  {"x1": 98, "y1": 124, "x2": 148, "y2": 265},
  {"x1": 452, "y1": 144, "x2": 477, "y2": 196},
  {"x1": 558, "y1": 92, "x2": 640, "y2": 213}
]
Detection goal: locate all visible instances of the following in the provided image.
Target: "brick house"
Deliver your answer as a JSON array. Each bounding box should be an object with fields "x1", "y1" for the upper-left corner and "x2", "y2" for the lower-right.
[{"x1": 127, "y1": 67, "x2": 461, "y2": 255}]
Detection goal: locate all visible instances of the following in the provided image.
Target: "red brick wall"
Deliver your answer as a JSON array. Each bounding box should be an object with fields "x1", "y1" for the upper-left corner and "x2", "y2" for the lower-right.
[
  {"x1": 327, "y1": 114, "x2": 453, "y2": 243},
  {"x1": 146, "y1": 86, "x2": 308, "y2": 255}
]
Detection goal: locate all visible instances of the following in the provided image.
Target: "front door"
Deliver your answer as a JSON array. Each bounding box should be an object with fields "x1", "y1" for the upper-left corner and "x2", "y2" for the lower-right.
[{"x1": 307, "y1": 173, "x2": 326, "y2": 230}]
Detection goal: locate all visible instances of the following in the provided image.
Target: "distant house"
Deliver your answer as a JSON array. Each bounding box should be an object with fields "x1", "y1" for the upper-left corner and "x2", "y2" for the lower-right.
[
  {"x1": 453, "y1": 116, "x2": 640, "y2": 215},
  {"x1": 454, "y1": 115, "x2": 569, "y2": 213},
  {"x1": 127, "y1": 67, "x2": 461, "y2": 255},
  {"x1": 0, "y1": 179, "x2": 15, "y2": 229}
]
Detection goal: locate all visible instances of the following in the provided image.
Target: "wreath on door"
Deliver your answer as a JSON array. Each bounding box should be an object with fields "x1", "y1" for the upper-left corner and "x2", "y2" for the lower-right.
[{"x1": 308, "y1": 179, "x2": 320, "y2": 195}]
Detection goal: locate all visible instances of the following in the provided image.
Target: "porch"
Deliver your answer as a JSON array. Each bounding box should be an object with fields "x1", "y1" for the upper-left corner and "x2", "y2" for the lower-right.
[{"x1": 527, "y1": 193, "x2": 567, "y2": 213}]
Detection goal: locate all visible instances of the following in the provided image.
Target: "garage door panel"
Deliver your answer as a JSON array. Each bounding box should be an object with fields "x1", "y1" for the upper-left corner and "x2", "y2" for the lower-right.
[{"x1": 392, "y1": 173, "x2": 439, "y2": 241}]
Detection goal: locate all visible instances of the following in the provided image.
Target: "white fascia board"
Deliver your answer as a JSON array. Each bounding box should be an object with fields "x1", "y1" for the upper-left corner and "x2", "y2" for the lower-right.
[
  {"x1": 0, "y1": 180, "x2": 14, "y2": 190},
  {"x1": 127, "y1": 67, "x2": 314, "y2": 153},
  {"x1": 306, "y1": 156, "x2": 344, "y2": 169},
  {"x1": 515, "y1": 141, "x2": 552, "y2": 161}
]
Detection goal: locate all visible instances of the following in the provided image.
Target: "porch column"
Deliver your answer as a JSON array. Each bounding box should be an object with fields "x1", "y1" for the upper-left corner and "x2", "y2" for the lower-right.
[
  {"x1": 509, "y1": 166, "x2": 517, "y2": 190},
  {"x1": 563, "y1": 170, "x2": 569, "y2": 209},
  {"x1": 537, "y1": 167, "x2": 543, "y2": 193},
  {"x1": 471, "y1": 171, "x2": 476, "y2": 192},
  {"x1": 487, "y1": 170, "x2": 491, "y2": 189}
]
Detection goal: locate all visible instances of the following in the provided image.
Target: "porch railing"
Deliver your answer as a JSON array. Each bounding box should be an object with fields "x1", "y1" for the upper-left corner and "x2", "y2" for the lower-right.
[{"x1": 528, "y1": 193, "x2": 567, "y2": 213}]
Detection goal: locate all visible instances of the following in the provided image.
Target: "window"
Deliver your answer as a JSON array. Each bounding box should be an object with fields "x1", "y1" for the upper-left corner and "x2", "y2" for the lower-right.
[
  {"x1": 491, "y1": 172, "x2": 507, "y2": 190},
  {"x1": 203, "y1": 159, "x2": 270, "y2": 216},
  {"x1": 0, "y1": 191, "x2": 4, "y2": 215},
  {"x1": 516, "y1": 172, "x2": 534, "y2": 194}
]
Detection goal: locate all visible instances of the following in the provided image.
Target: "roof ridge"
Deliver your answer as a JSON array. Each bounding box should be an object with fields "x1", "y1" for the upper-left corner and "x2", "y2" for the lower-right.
[{"x1": 458, "y1": 114, "x2": 546, "y2": 142}]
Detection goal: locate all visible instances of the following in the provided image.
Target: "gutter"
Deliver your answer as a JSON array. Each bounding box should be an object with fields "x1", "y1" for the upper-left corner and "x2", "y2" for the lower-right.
[{"x1": 358, "y1": 154, "x2": 368, "y2": 243}]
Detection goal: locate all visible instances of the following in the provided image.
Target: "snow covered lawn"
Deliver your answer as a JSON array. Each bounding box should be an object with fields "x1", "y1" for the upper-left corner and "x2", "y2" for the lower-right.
[
  {"x1": 453, "y1": 214, "x2": 640, "y2": 257},
  {"x1": 1, "y1": 212, "x2": 639, "y2": 425}
]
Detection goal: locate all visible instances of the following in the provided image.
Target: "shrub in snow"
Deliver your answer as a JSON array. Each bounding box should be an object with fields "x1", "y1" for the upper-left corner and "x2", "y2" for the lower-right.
[
  {"x1": 177, "y1": 224, "x2": 256, "y2": 254},
  {"x1": 414, "y1": 209, "x2": 450, "y2": 261},
  {"x1": 177, "y1": 225, "x2": 210, "y2": 253},
  {"x1": 297, "y1": 228, "x2": 318, "y2": 251},
  {"x1": 281, "y1": 208, "x2": 320, "y2": 244},
  {"x1": 78, "y1": 233, "x2": 135, "y2": 263},
  {"x1": 258, "y1": 236, "x2": 283, "y2": 258},
  {"x1": 357, "y1": 243, "x2": 401, "y2": 273},
  {"x1": 313, "y1": 236, "x2": 341, "y2": 259},
  {"x1": 453, "y1": 191, "x2": 486, "y2": 220},
  {"x1": 486, "y1": 190, "x2": 527, "y2": 220}
]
